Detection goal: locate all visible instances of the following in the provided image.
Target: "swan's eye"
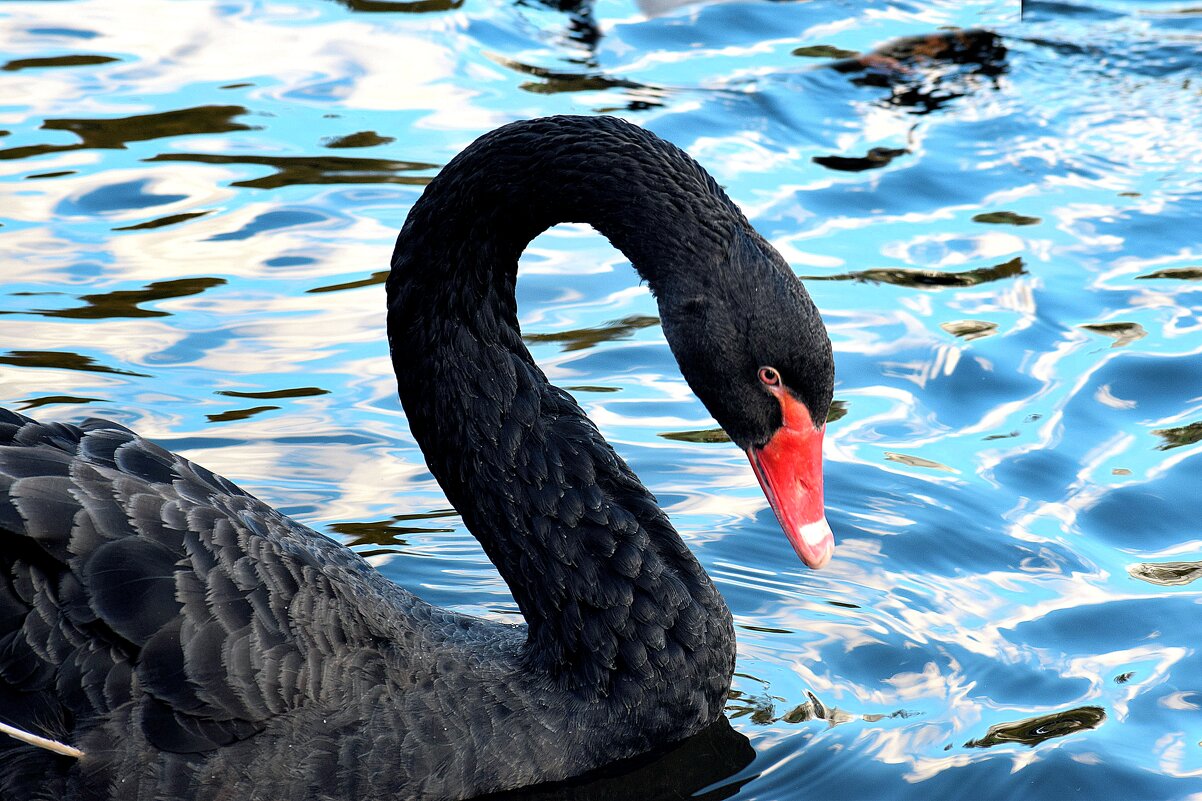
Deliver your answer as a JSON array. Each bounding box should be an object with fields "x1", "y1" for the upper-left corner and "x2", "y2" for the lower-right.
[{"x1": 758, "y1": 366, "x2": 780, "y2": 386}]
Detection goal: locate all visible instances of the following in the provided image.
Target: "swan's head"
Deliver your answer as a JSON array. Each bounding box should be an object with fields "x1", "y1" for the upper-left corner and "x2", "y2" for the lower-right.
[{"x1": 658, "y1": 226, "x2": 835, "y2": 569}]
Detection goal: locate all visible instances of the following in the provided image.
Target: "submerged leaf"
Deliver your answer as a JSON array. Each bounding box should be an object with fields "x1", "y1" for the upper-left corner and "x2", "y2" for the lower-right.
[
  {"x1": 1152, "y1": 420, "x2": 1202, "y2": 450},
  {"x1": 1135, "y1": 267, "x2": 1202, "y2": 280},
  {"x1": 885, "y1": 452, "x2": 957, "y2": 472},
  {"x1": 972, "y1": 211, "x2": 1041, "y2": 226},
  {"x1": 1128, "y1": 561, "x2": 1202, "y2": 587},
  {"x1": 804, "y1": 257, "x2": 1025, "y2": 289},
  {"x1": 659, "y1": 429, "x2": 730, "y2": 444},
  {"x1": 1080, "y1": 322, "x2": 1147, "y2": 348},
  {"x1": 941, "y1": 319, "x2": 999, "y2": 341},
  {"x1": 965, "y1": 706, "x2": 1105, "y2": 748}
]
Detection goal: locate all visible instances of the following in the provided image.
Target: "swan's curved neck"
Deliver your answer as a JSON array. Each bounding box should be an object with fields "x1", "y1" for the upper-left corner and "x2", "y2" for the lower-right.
[{"x1": 386, "y1": 118, "x2": 738, "y2": 700}]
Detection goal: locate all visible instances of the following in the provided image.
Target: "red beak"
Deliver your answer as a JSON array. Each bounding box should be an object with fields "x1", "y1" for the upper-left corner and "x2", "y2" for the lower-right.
[{"x1": 744, "y1": 392, "x2": 833, "y2": 569}]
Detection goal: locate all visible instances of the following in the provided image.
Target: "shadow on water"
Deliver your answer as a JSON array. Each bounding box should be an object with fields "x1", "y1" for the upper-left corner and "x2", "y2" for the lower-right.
[
  {"x1": 964, "y1": 707, "x2": 1106, "y2": 748},
  {"x1": 477, "y1": 716, "x2": 755, "y2": 801}
]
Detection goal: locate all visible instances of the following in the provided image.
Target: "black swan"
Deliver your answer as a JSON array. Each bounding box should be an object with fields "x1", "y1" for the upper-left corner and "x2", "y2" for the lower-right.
[{"x1": 0, "y1": 115, "x2": 834, "y2": 800}]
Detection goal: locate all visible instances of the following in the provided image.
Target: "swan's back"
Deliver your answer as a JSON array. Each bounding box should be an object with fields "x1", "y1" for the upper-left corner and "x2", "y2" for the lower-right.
[{"x1": 0, "y1": 407, "x2": 551, "y2": 799}]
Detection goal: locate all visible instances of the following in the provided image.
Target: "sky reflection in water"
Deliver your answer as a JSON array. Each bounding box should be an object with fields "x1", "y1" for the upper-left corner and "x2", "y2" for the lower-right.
[{"x1": 1, "y1": 0, "x2": 1200, "y2": 797}]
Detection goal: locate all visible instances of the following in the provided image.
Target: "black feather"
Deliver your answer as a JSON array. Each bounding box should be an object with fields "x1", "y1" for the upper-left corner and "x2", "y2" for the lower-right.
[{"x1": 0, "y1": 116, "x2": 834, "y2": 801}]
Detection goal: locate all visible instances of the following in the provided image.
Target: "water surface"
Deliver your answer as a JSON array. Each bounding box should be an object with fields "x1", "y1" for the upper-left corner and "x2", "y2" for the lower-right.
[{"x1": 1, "y1": 0, "x2": 1200, "y2": 797}]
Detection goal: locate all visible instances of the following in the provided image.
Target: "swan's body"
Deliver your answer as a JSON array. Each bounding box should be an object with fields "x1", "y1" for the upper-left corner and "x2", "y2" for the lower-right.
[{"x1": 0, "y1": 116, "x2": 833, "y2": 800}]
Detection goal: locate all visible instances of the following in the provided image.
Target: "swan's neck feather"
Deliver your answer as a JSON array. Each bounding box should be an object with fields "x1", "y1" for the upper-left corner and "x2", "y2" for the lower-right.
[{"x1": 386, "y1": 116, "x2": 738, "y2": 700}]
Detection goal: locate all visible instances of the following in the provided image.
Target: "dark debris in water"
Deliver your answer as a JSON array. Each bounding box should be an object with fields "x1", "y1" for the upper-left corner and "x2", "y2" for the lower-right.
[
  {"x1": 0, "y1": 105, "x2": 252, "y2": 162},
  {"x1": 22, "y1": 277, "x2": 225, "y2": 320},
  {"x1": 813, "y1": 147, "x2": 907, "y2": 172},
  {"x1": 780, "y1": 693, "x2": 849, "y2": 726},
  {"x1": 113, "y1": 210, "x2": 211, "y2": 231},
  {"x1": 792, "y1": 44, "x2": 860, "y2": 59},
  {"x1": 24, "y1": 170, "x2": 75, "y2": 180},
  {"x1": 0, "y1": 350, "x2": 148, "y2": 377},
  {"x1": 16, "y1": 394, "x2": 104, "y2": 411},
  {"x1": 973, "y1": 211, "x2": 1042, "y2": 226},
  {"x1": 217, "y1": 387, "x2": 330, "y2": 400},
  {"x1": 1128, "y1": 561, "x2": 1202, "y2": 586},
  {"x1": 941, "y1": 319, "x2": 999, "y2": 341},
  {"x1": 147, "y1": 153, "x2": 435, "y2": 190},
  {"x1": 524, "y1": 314, "x2": 660, "y2": 352},
  {"x1": 1152, "y1": 420, "x2": 1202, "y2": 450},
  {"x1": 738, "y1": 624, "x2": 793, "y2": 635},
  {"x1": 331, "y1": 511, "x2": 459, "y2": 549},
  {"x1": 659, "y1": 429, "x2": 731, "y2": 444},
  {"x1": 206, "y1": 405, "x2": 280, "y2": 423},
  {"x1": 564, "y1": 385, "x2": 621, "y2": 393},
  {"x1": 488, "y1": 53, "x2": 663, "y2": 101},
  {"x1": 308, "y1": 270, "x2": 389, "y2": 294},
  {"x1": 321, "y1": 130, "x2": 396, "y2": 148},
  {"x1": 964, "y1": 706, "x2": 1105, "y2": 748},
  {"x1": 1136, "y1": 267, "x2": 1202, "y2": 280},
  {"x1": 1079, "y1": 321, "x2": 1147, "y2": 348},
  {"x1": 333, "y1": 0, "x2": 464, "y2": 11},
  {"x1": 727, "y1": 689, "x2": 917, "y2": 729},
  {"x1": 334, "y1": 522, "x2": 428, "y2": 548},
  {"x1": 2, "y1": 54, "x2": 119, "y2": 72},
  {"x1": 802, "y1": 256, "x2": 1025, "y2": 288},
  {"x1": 885, "y1": 451, "x2": 957, "y2": 472}
]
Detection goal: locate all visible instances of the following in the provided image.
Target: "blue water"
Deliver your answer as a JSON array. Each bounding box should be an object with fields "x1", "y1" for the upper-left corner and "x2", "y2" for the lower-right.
[{"x1": 2, "y1": 0, "x2": 1200, "y2": 797}]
